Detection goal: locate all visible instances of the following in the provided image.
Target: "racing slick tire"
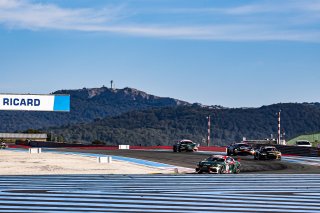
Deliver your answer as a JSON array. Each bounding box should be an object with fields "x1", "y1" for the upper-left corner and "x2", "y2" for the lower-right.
[
  {"x1": 227, "y1": 149, "x2": 231, "y2": 156},
  {"x1": 235, "y1": 167, "x2": 241, "y2": 174},
  {"x1": 219, "y1": 167, "x2": 225, "y2": 174},
  {"x1": 173, "y1": 146, "x2": 177, "y2": 152},
  {"x1": 232, "y1": 149, "x2": 237, "y2": 156},
  {"x1": 196, "y1": 168, "x2": 203, "y2": 174}
]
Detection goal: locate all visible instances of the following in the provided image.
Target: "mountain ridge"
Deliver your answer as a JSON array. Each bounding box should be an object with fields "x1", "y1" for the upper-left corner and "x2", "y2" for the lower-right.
[
  {"x1": 47, "y1": 102, "x2": 320, "y2": 146},
  {"x1": 0, "y1": 86, "x2": 191, "y2": 132}
]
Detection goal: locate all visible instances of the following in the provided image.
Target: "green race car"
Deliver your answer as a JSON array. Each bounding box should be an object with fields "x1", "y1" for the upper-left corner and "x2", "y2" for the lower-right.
[
  {"x1": 196, "y1": 155, "x2": 241, "y2": 174},
  {"x1": 0, "y1": 142, "x2": 7, "y2": 149},
  {"x1": 173, "y1": 139, "x2": 198, "y2": 152}
]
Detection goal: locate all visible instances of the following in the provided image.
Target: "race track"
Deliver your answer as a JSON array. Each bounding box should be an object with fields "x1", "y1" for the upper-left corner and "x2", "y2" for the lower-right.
[
  {"x1": 0, "y1": 174, "x2": 319, "y2": 212},
  {"x1": 62, "y1": 149, "x2": 320, "y2": 174}
]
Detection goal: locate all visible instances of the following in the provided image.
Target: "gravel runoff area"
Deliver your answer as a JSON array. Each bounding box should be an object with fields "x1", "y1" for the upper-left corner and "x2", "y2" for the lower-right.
[{"x1": 0, "y1": 149, "x2": 182, "y2": 175}]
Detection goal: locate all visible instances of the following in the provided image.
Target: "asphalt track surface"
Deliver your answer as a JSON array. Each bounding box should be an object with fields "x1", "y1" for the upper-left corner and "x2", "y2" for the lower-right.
[
  {"x1": 0, "y1": 174, "x2": 320, "y2": 212},
  {"x1": 60, "y1": 149, "x2": 320, "y2": 174}
]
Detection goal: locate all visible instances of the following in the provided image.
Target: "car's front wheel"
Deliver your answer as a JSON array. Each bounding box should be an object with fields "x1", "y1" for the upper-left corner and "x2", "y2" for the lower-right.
[
  {"x1": 219, "y1": 167, "x2": 225, "y2": 174},
  {"x1": 173, "y1": 146, "x2": 177, "y2": 152},
  {"x1": 233, "y1": 149, "x2": 237, "y2": 156},
  {"x1": 227, "y1": 150, "x2": 230, "y2": 156},
  {"x1": 235, "y1": 167, "x2": 241, "y2": 174},
  {"x1": 196, "y1": 168, "x2": 203, "y2": 174}
]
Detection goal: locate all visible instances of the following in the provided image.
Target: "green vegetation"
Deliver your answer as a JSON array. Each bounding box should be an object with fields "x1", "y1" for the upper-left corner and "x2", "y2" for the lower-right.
[
  {"x1": 47, "y1": 103, "x2": 320, "y2": 146},
  {"x1": 22, "y1": 129, "x2": 45, "y2": 134},
  {"x1": 91, "y1": 140, "x2": 106, "y2": 145},
  {"x1": 287, "y1": 133, "x2": 320, "y2": 147}
]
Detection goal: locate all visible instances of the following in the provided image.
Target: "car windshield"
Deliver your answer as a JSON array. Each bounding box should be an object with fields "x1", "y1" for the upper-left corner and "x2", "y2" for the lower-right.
[
  {"x1": 297, "y1": 141, "x2": 310, "y2": 145},
  {"x1": 207, "y1": 157, "x2": 225, "y2": 162},
  {"x1": 181, "y1": 141, "x2": 193, "y2": 144},
  {"x1": 237, "y1": 144, "x2": 250, "y2": 148},
  {"x1": 264, "y1": 148, "x2": 276, "y2": 152},
  {"x1": 181, "y1": 142, "x2": 193, "y2": 145}
]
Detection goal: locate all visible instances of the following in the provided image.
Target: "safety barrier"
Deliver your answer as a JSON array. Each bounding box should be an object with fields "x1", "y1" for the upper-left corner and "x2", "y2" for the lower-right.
[
  {"x1": 29, "y1": 148, "x2": 42, "y2": 154},
  {"x1": 275, "y1": 145, "x2": 319, "y2": 157},
  {"x1": 97, "y1": 156, "x2": 112, "y2": 163},
  {"x1": 119, "y1": 145, "x2": 130, "y2": 149},
  {"x1": 15, "y1": 141, "x2": 319, "y2": 157}
]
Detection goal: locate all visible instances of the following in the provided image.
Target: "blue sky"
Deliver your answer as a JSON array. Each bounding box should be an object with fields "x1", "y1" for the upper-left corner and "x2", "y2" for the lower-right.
[{"x1": 0, "y1": 0, "x2": 320, "y2": 107}]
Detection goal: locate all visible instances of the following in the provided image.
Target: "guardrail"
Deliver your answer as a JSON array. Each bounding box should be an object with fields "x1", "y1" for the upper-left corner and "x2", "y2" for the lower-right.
[
  {"x1": 15, "y1": 141, "x2": 118, "y2": 149},
  {"x1": 274, "y1": 145, "x2": 319, "y2": 157},
  {"x1": 13, "y1": 141, "x2": 320, "y2": 157}
]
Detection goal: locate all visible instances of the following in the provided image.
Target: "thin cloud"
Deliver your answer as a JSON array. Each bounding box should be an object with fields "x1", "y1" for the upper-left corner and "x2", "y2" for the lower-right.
[
  {"x1": 0, "y1": 0, "x2": 20, "y2": 9},
  {"x1": 164, "y1": 1, "x2": 320, "y2": 15},
  {"x1": 0, "y1": 0, "x2": 319, "y2": 42},
  {"x1": 75, "y1": 24, "x2": 320, "y2": 42},
  {"x1": 0, "y1": 0, "x2": 125, "y2": 29}
]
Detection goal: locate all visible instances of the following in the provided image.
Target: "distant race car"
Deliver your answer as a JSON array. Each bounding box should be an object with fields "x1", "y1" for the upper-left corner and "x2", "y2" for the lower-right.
[
  {"x1": 0, "y1": 142, "x2": 7, "y2": 149},
  {"x1": 254, "y1": 146, "x2": 281, "y2": 160},
  {"x1": 173, "y1": 139, "x2": 198, "y2": 152},
  {"x1": 295, "y1": 140, "x2": 312, "y2": 147},
  {"x1": 196, "y1": 155, "x2": 241, "y2": 174},
  {"x1": 226, "y1": 143, "x2": 255, "y2": 156}
]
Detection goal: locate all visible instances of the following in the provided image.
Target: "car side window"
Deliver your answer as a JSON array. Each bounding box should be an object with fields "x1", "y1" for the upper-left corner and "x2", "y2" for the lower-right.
[{"x1": 226, "y1": 157, "x2": 233, "y2": 163}]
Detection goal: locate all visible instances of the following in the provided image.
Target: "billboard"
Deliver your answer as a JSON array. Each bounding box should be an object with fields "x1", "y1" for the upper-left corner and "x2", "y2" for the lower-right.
[{"x1": 0, "y1": 94, "x2": 70, "y2": 112}]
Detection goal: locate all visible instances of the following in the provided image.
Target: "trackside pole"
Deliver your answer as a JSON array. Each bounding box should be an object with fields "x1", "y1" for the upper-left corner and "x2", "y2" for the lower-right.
[
  {"x1": 207, "y1": 115, "x2": 211, "y2": 147},
  {"x1": 277, "y1": 111, "x2": 281, "y2": 145}
]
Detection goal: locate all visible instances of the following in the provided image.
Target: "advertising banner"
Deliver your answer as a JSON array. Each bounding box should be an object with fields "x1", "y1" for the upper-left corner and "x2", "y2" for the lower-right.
[{"x1": 0, "y1": 94, "x2": 70, "y2": 112}]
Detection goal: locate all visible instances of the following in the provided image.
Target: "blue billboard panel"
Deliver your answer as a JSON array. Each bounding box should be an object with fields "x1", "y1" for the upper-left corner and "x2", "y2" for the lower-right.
[
  {"x1": 0, "y1": 94, "x2": 70, "y2": 112},
  {"x1": 53, "y1": 95, "x2": 70, "y2": 112}
]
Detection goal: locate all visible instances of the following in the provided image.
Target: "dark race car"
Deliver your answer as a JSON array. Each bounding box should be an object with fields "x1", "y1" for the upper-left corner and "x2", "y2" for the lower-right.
[
  {"x1": 196, "y1": 155, "x2": 241, "y2": 174},
  {"x1": 254, "y1": 146, "x2": 281, "y2": 160},
  {"x1": 226, "y1": 143, "x2": 255, "y2": 156},
  {"x1": 173, "y1": 139, "x2": 198, "y2": 152}
]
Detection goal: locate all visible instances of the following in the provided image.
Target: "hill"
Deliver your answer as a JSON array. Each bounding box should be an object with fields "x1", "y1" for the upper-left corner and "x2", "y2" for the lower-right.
[
  {"x1": 47, "y1": 103, "x2": 320, "y2": 146},
  {"x1": 287, "y1": 133, "x2": 320, "y2": 147},
  {"x1": 0, "y1": 87, "x2": 189, "y2": 132}
]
